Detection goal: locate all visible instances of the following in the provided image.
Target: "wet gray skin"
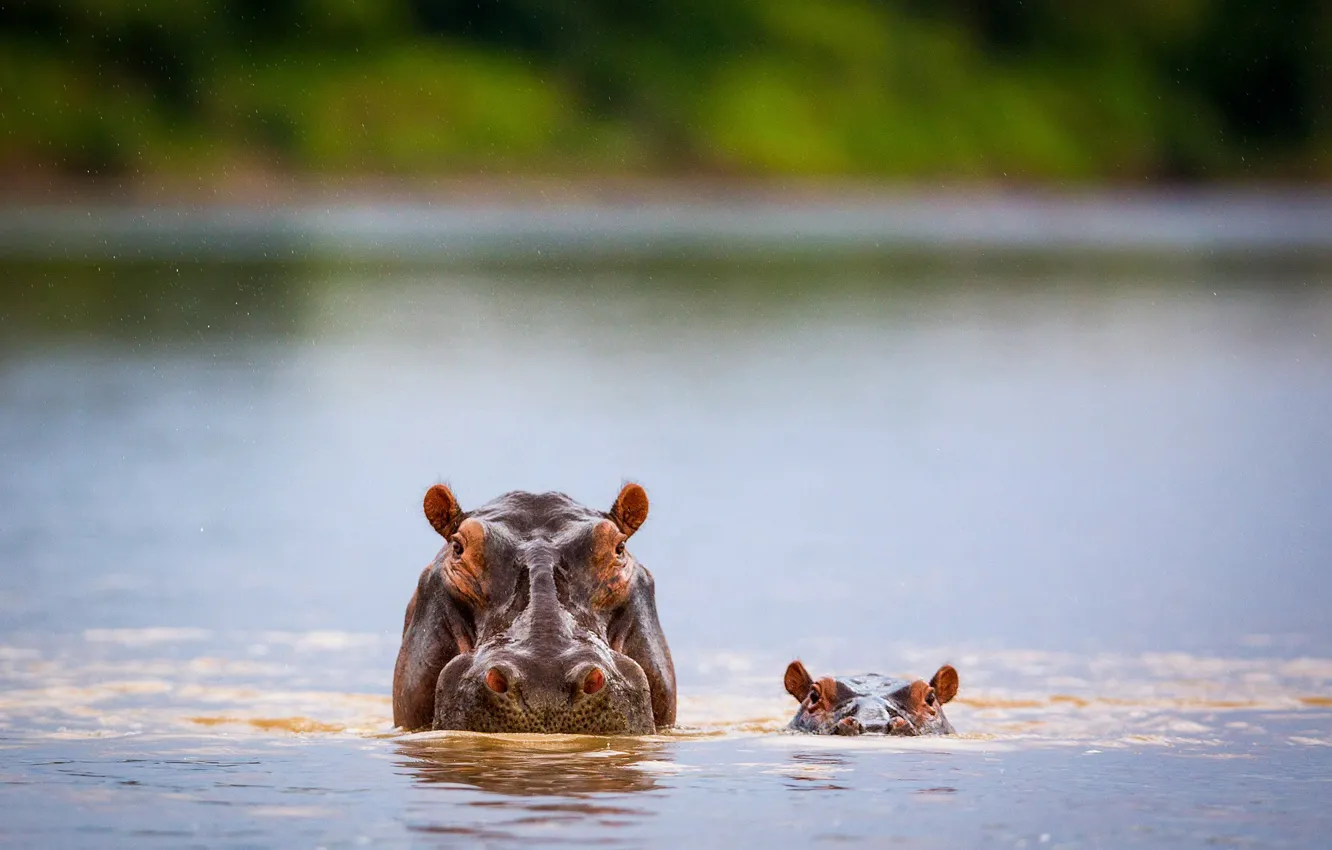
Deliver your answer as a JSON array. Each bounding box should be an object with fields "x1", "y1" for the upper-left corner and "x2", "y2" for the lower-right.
[
  {"x1": 392, "y1": 483, "x2": 676, "y2": 734},
  {"x1": 783, "y1": 661, "x2": 960, "y2": 736}
]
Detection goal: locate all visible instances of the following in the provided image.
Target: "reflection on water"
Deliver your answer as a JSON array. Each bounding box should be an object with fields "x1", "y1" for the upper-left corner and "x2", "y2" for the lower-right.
[
  {"x1": 395, "y1": 736, "x2": 667, "y2": 844},
  {"x1": 779, "y1": 753, "x2": 853, "y2": 792},
  {"x1": 399, "y1": 733, "x2": 670, "y2": 795}
]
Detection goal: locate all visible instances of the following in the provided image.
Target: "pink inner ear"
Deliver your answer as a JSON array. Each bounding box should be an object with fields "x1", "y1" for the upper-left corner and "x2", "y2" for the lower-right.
[
  {"x1": 611, "y1": 483, "x2": 649, "y2": 535},
  {"x1": 931, "y1": 665, "x2": 960, "y2": 704},
  {"x1": 784, "y1": 661, "x2": 813, "y2": 701},
  {"x1": 424, "y1": 484, "x2": 460, "y2": 536}
]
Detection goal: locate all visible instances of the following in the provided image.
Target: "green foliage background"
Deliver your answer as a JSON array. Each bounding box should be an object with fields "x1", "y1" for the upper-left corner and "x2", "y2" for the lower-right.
[{"x1": 1, "y1": 0, "x2": 1328, "y2": 181}]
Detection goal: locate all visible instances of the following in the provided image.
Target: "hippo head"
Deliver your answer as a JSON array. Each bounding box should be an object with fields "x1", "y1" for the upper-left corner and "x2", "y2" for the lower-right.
[
  {"x1": 782, "y1": 661, "x2": 959, "y2": 736},
  {"x1": 393, "y1": 483, "x2": 675, "y2": 735}
]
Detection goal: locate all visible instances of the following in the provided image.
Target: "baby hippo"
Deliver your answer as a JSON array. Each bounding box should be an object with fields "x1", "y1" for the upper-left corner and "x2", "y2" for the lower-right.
[{"x1": 783, "y1": 660, "x2": 960, "y2": 736}]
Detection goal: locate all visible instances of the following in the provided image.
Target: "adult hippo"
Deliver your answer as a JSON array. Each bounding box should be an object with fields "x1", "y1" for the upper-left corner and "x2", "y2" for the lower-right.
[
  {"x1": 393, "y1": 483, "x2": 676, "y2": 734},
  {"x1": 783, "y1": 661, "x2": 959, "y2": 736}
]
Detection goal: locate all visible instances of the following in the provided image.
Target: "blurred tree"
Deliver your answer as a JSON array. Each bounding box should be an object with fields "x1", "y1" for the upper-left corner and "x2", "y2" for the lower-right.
[{"x1": 0, "y1": 0, "x2": 1326, "y2": 180}]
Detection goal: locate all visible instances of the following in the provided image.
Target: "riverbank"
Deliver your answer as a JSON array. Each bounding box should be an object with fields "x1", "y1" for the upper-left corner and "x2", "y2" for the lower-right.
[{"x1": 4, "y1": 185, "x2": 1332, "y2": 261}]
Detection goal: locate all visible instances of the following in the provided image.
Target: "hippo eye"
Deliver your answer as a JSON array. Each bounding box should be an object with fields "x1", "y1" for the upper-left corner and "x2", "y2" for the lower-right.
[
  {"x1": 614, "y1": 540, "x2": 626, "y2": 558},
  {"x1": 806, "y1": 689, "x2": 821, "y2": 706},
  {"x1": 926, "y1": 689, "x2": 936, "y2": 706},
  {"x1": 450, "y1": 538, "x2": 464, "y2": 558}
]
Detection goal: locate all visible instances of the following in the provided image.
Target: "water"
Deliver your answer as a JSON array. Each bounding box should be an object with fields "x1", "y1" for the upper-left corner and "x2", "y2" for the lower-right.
[{"x1": 2, "y1": 217, "x2": 1331, "y2": 846}]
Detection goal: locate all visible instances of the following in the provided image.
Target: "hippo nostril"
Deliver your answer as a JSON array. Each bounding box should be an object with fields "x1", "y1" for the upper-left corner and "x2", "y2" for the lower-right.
[
  {"x1": 835, "y1": 717, "x2": 864, "y2": 736},
  {"x1": 484, "y1": 667, "x2": 509, "y2": 694},
  {"x1": 582, "y1": 667, "x2": 606, "y2": 696}
]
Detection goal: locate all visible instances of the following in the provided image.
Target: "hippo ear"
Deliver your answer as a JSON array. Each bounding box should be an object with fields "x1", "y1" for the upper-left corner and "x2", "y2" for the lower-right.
[
  {"x1": 930, "y1": 665, "x2": 959, "y2": 704},
  {"x1": 784, "y1": 660, "x2": 814, "y2": 701},
  {"x1": 609, "y1": 482, "x2": 649, "y2": 537},
  {"x1": 423, "y1": 484, "x2": 462, "y2": 537}
]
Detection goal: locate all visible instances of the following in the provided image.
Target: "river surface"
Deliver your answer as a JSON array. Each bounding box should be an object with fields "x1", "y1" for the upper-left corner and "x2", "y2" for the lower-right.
[{"x1": 2, "y1": 208, "x2": 1331, "y2": 847}]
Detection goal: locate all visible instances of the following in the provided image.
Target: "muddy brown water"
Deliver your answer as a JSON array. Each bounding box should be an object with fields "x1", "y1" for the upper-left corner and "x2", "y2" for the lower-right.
[{"x1": 2, "y1": 228, "x2": 1331, "y2": 847}]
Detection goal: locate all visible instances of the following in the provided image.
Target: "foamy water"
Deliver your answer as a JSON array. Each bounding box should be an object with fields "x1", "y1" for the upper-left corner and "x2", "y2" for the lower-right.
[
  {"x1": 4, "y1": 629, "x2": 1330, "y2": 846},
  {"x1": 5, "y1": 629, "x2": 1329, "y2": 748}
]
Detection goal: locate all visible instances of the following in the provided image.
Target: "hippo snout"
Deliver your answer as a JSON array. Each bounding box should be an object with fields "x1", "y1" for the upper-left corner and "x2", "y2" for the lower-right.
[
  {"x1": 434, "y1": 647, "x2": 656, "y2": 735},
  {"x1": 473, "y1": 654, "x2": 610, "y2": 709}
]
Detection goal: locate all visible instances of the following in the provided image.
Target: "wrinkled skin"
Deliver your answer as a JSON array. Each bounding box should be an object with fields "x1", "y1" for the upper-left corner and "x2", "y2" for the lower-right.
[
  {"x1": 783, "y1": 661, "x2": 960, "y2": 736},
  {"x1": 393, "y1": 483, "x2": 676, "y2": 734}
]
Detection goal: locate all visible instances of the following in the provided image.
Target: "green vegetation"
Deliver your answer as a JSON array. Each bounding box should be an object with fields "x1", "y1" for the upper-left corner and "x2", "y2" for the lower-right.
[{"x1": 1, "y1": 0, "x2": 1327, "y2": 182}]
